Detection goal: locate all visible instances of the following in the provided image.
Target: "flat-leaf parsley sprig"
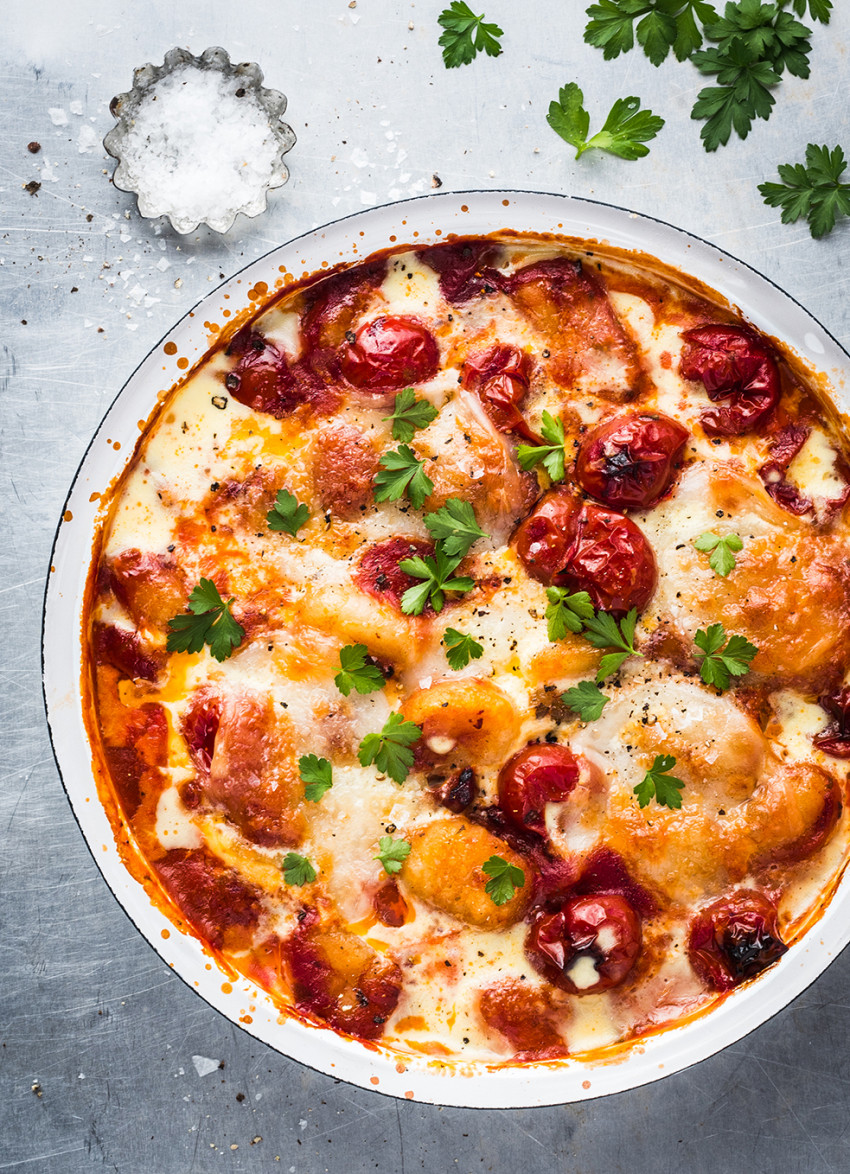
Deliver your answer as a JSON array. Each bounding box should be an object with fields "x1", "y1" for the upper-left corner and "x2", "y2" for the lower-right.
[
  {"x1": 693, "y1": 530, "x2": 744, "y2": 577},
  {"x1": 384, "y1": 387, "x2": 439, "y2": 443},
  {"x1": 374, "y1": 445, "x2": 435, "y2": 510},
  {"x1": 267, "y1": 489, "x2": 310, "y2": 537},
  {"x1": 547, "y1": 82, "x2": 665, "y2": 160},
  {"x1": 334, "y1": 643, "x2": 385, "y2": 697},
  {"x1": 581, "y1": 607, "x2": 644, "y2": 681},
  {"x1": 298, "y1": 754, "x2": 333, "y2": 802},
  {"x1": 516, "y1": 411, "x2": 568, "y2": 482},
  {"x1": 424, "y1": 498, "x2": 487, "y2": 559},
  {"x1": 694, "y1": 623, "x2": 758, "y2": 690},
  {"x1": 561, "y1": 680, "x2": 610, "y2": 722},
  {"x1": 633, "y1": 753, "x2": 686, "y2": 809},
  {"x1": 443, "y1": 628, "x2": 484, "y2": 670},
  {"x1": 166, "y1": 578, "x2": 245, "y2": 662},
  {"x1": 759, "y1": 144, "x2": 850, "y2": 238},
  {"x1": 374, "y1": 836, "x2": 411, "y2": 875},
  {"x1": 482, "y1": 856, "x2": 526, "y2": 906},
  {"x1": 585, "y1": 1, "x2": 720, "y2": 66},
  {"x1": 437, "y1": 2, "x2": 504, "y2": 68},
  {"x1": 358, "y1": 712, "x2": 422, "y2": 784},
  {"x1": 281, "y1": 852, "x2": 317, "y2": 886},
  {"x1": 399, "y1": 546, "x2": 475, "y2": 615},
  {"x1": 545, "y1": 587, "x2": 596, "y2": 642}
]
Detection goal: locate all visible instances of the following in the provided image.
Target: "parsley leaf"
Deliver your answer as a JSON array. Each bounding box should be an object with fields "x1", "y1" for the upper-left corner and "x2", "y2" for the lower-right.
[
  {"x1": 166, "y1": 578, "x2": 245, "y2": 662},
  {"x1": 266, "y1": 488, "x2": 310, "y2": 537},
  {"x1": 545, "y1": 587, "x2": 596, "y2": 642},
  {"x1": 399, "y1": 546, "x2": 475, "y2": 615},
  {"x1": 707, "y1": 2, "x2": 813, "y2": 76},
  {"x1": 561, "y1": 680, "x2": 610, "y2": 722},
  {"x1": 516, "y1": 411, "x2": 568, "y2": 482},
  {"x1": 298, "y1": 754, "x2": 333, "y2": 802},
  {"x1": 581, "y1": 607, "x2": 643, "y2": 681},
  {"x1": 334, "y1": 643, "x2": 385, "y2": 697},
  {"x1": 548, "y1": 82, "x2": 664, "y2": 160},
  {"x1": 437, "y1": 1, "x2": 503, "y2": 68},
  {"x1": 782, "y1": 0, "x2": 830, "y2": 20},
  {"x1": 691, "y1": 39, "x2": 782, "y2": 151},
  {"x1": 693, "y1": 530, "x2": 744, "y2": 577},
  {"x1": 694, "y1": 622, "x2": 758, "y2": 690},
  {"x1": 482, "y1": 855, "x2": 526, "y2": 906},
  {"x1": 281, "y1": 851, "x2": 317, "y2": 886},
  {"x1": 585, "y1": 1, "x2": 720, "y2": 65},
  {"x1": 443, "y1": 627, "x2": 484, "y2": 670},
  {"x1": 358, "y1": 712, "x2": 422, "y2": 784},
  {"x1": 384, "y1": 387, "x2": 439, "y2": 443},
  {"x1": 633, "y1": 753, "x2": 686, "y2": 809},
  {"x1": 424, "y1": 498, "x2": 487, "y2": 559},
  {"x1": 759, "y1": 144, "x2": 850, "y2": 239},
  {"x1": 374, "y1": 835, "x2": 411, "y2": 875},
  {"x1": 374, "y1": 445, "x2": 435, "y2": 510}
]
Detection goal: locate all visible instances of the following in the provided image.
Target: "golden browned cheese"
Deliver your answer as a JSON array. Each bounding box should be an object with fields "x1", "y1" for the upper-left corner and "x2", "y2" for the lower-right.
[{"x1": 400, "y1": 678, "x2": 521, "y2": 769}]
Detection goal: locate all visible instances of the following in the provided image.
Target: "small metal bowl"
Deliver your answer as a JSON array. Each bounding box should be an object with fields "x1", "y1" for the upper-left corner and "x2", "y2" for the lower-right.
[{"x1": 104, "y1": 46, "x2": 296, "y2": 235}]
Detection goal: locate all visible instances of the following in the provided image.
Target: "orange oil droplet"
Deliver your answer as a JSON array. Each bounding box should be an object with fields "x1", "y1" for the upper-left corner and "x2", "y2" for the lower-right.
[
  {"x1": 112, "y1": 441, "x2": 121, "y2": 450},
  {"x1": 370, "y1": 1076, "x2": 379, "y2": 1086},
  {"x1": 221, "y1": 982, "x2": 233, "y2": 994},
  {"x1": 240, "y1": 1015, "x2": 253, "y2": 1024},
  {"x1": 89, "y1": 492, "x2": 101, "y2": 503},
  {"x1": 176, "y1": 357, "x2": 189, "y2": 370},
  {"x1": 460, "y1": 205, "x2": 469, "y2": 213},
  {"x1": 502, "y1": 199, "x2": 510, "y2": 207},
  {"x1": 161, "y1": 929, "x2": 170, "y2": 939},
  {"x1": 404, "y1": 1090, "x2": 414, "y2": 1100},
  {"x1": 63, "y1": 509, "x2": 73, "y2": 522},
  {"x1": 582, "y1": 1080, "x2": 591, "y2": 1090},
  {"x1": 164, "y1": 341, "x2": 178, "y2": 355}
]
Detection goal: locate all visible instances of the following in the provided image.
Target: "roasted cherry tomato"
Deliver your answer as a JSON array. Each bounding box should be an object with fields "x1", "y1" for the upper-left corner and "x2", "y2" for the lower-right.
[
  {"x1": 679, "y1": 324, "x2": 780, "y2": 436},
  {"x1": 354, "y1": 536, "x2": 436, "y2": 612},
  {"x1": 497, "y1": 744, "x2": 580, "y2": 835},
  {"x1": 514, "y1": 490, "x2": 657, "y2": 615},
  {"x1": 758, "y1": 422, "x2": 812, "y2": 515},
  {"x1": 526, "y1": 894, "x2": 642, "y2": 995},
  {"x1": 338, "y1": 315, "x2": 440, "y2": 392},
  {"x1": 225, "y1": 330, "x2": 298, "y2": 417},
  {"x1": 418, "y1": 240, "x2": 504, "y2": 303},
  {"x1": 461, "y1": 345, "x2": 539, "y2": 442},
  {"x1": 688, "y1": 890, "x2": 787, "y2": 991},
  {"x1": 576, "y1": 411, "x2": 689, "y2": 510},
  {"x1": 814, "y1": 687, "x2": 850, "y2": 759}
]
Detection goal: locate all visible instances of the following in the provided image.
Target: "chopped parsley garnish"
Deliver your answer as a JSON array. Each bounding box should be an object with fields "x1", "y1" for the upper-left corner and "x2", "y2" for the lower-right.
[
  {"x1": 298, "y1": 754, "x2": 333, "y2": 802},
  {"x1": 545, "y1": 587, "x2": 596, "y2": 642},
  {"x1": 437, "y1": 2, "x2": 504, "y2": 68},
  {"x1": 374, "y1": 445, "x2": 435, "y2": 510},
  {"x1": 399, "y1": 546, "x2": 475, "y2": 615},
  {"x1": 374, "y1": 835, "x2": 411, "y2": 875},
  {"x1": 281, "y1": 852, "x2": 317, "y2": 886},
  {"x1": 482, "y1": 855, "x2": 526, "y2": 906},
  {"x1": 423, "y1": 498, "x2": 487, "y2": 559},
  {"x1": 266, "y1": 488, "x2": 310, "y2": 537},
  {"x1": 693, "y1": 530, "x2": 744, "y2": 577},
  {"x1": 581, "y1": 607, "x2": 643, "y2": 681},
  {"x1": 443, "y1": 627, "x2": 484, "y2": 670},
  {"x1": 759, "y1": 144, "x2": 850, "y2": 238},
  {"x1": 694, "y1": 623, "x2": 758, "y2": 690},
  {"x1": 547, "y1": 82, "x2": 664, "y2": 160},
  {"x1": 633, "y1": 753, "x2": 686, "y2": 810},
  {"x1": 385, "y1": 387, "x2": 439, "y2": 443},
  {"x1": 584, "y1": 0, "x2": 720, "y2": 66},
  {"x1": 561, "y1": 680, "x2": 610, "y2": 722},
  {"x1": 166, "y1": 578, "x2": 245, "y2": 662},
  {"x1": 334, "y1": 643, "x2": 385, "y2": 697},
  {"x1": 516, "y1": 411, "x2": 568, "y2": 482},
  {"x1": 358, "y1": 712, "x2": 422, "y2": 784}
]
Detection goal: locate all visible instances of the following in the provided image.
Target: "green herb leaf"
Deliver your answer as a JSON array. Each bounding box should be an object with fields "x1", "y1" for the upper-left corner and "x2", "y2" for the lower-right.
[
  {"x1": 580, "y1": 606, "x2": 644, "y2": 682},
  {"x1": 782, "y1": 0, "x2": 830, "y2": 21},
  {"x1": 299, "y1": 754, "x2": 333, "y2": 802},
  {"x1": 633, "y1": 752, "x2": 686, "y2": 809},
  {"x1": 561, "y1": 680, "x2": 610, "y2": 722},
  {"x1": 545, "y1": 587, "x2": 596, "y2": 642},
  {"x1": 281, "y1": 851, "x2": 317, "y2": 886},
  {"x1": 437, "y1": 1, "x2": 503, "y2": 68},
  {"x1": 374, "y1": 835, "x2": 411, "y2": 875},
  {"x1": 759, "y1": 144, "x2": 850, "y2": 239},
  {"x1": 334, "y1": 643, "x2": 386, "y2": 697},
  {"x1": 424, "y1": 498, "x2": 488, "y2": 559},
  {"x1": 358, "y1": 712, "x2": 422, "y2": 784},
  {"x1": 694, "y1": 622, "x2": 758, "y2": 690},
  {"x1": 548, "y1": 81, "x2": 664, "y2": 160},
  {"x1": 266, "y1": 488, "x2": 310, "y2": 537},
  {"x1": 400, "y1": 545, "x2": 475, "y2": 615},
  {"x1": 585, "y1": 1, "x2": 720, "y2": 65},
  {"x1": 482, "y1": 855, "x2": 526, "y2": 906},
  {"x1": 166, "y1": 578, "x2": 245, "y2": 662},
  {"x1": 516, "y1": 411, "x2": 567, "y2": 482},
  {"x1": 374, "y1": 445, "x2": 435, "y2": 510},
  {"x1": 443, "y1": 627, "x2": 485, "y2": 670},
  {"x1": 384, "y1": 387, "x2": 440, "y2": 443},
  {"x1": 693, "y1": 530, "x2": 744, "y2": 576}
]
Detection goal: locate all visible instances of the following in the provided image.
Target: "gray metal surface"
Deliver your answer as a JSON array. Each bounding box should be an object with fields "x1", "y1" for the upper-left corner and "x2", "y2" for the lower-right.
[{"x1": 2, "y1": 1, "x2": 849, "y2": 1170}]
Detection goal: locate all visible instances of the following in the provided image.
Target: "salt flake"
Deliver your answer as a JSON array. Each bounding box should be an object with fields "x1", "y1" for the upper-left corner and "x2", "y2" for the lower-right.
[
  {"x1": 48, "y1": 107, "x2": 68, "y2": 126},
  {"x1": 191, "y1": 1055, "x2": 220, "y2": 1077}
]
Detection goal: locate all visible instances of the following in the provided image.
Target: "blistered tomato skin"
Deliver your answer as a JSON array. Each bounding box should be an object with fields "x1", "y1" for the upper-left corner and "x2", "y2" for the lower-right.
[
  {"x1": 526, "y1": 894, "x2": 642, "y2": 995},
  {"x1": 355, "y1": 536, "x2": 436, "y2": 612},
  {"x1": 338, "y1": 315, "x2": 440, "y2": 392},
  {"x1": 514, "y1": 490, "x2": 657, "y2": 615},
  {"x1": 497, "y1": 744, "x2": 580, "y2": 835},
  {"x1": 679, "y1": 324, "x2": 780, "y2": 436},
  {"x1": 462, "y1": 345, "x2": 539, "y2": 443},
  {"x1": 814, "y1": 688, "x2": 850, "y2": 759},
  {"x1": 576, "y1": 412, "x2": 689, "y2": 510},
  {"x1": 688, "y1": 890, "x2": 787, "y2": 991}
]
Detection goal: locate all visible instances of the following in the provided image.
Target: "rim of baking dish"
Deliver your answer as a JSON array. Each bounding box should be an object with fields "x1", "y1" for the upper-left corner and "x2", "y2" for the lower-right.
[{"x1": 42, "y1": 189, "x2": 850, "y2": 1109}]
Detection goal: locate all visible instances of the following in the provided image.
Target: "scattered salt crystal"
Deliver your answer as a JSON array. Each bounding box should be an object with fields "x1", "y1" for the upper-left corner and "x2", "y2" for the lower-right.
[
  {"x1": 128, "y1": 284, "x2": 146, "y2": 304},
  {"x1": 350, "y1": 147, "x2": 370, "y2": 168},
  {"x1": 360, "y1": 191, "x2": 376, "y2": 205},
  {"x1": 70, "y1": 100, "x2": 84, "y2": 116},
  {"x1": 191, "y1": 1054, "x2": 220, "y2": 1077},
  {"x1": 77, "y1": 125, "x2": 99, "y2": 154},
  {"x1": 48, "y1": 107, "x2": 68, "y2": 126},
  {"x1": 156, "y1": 257, "x2": 171, "y2": 272}
]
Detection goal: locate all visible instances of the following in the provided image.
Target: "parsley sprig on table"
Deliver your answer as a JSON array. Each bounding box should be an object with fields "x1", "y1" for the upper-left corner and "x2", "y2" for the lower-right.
[
  {"x1": 374, "y1": 445, "x2": 435, "y2": 511},
  {"x1": 693, "y1": 530, "x2": 744, "y2": 576},
  {"x1": 298, "y1": 754, "x2": 333, "y2": 802},
  {"x1": 374, "y1": 836, "x2": 411, "y2": 875},
  {"x1": 358, "y1": 713, "x2": 422, "y2": 784},
  {"x1": 399, "y1": 547, "x2": 475, "y2": 615},
  {"x1": 694, "y1": 623, "x2": 758, "y2": 690},
  {"x1": 443, "y1": 628, "x2": 484, "y2": 670},
  {"x1": 281, "y1": 852, "x2": 317, "y2": 886},
  {"x1": 545, "y1": 587, "x2": 596, "y2": 643},
  {"x1": 585, "y1": 0, "x2": 720, "y2": 65},
  {"x1": 547, "y1": 82, "x2": 665, "y2": 160},
  {"x1": 516, "y1": 411, "x2": 568, "y2": 482},
  {"x1": 759, "y1": 144, "x2": 850, "y2": 238},
  {"x1": 166, "y1": 578, "x2": 245, "y2": 662},
  {"x1": 561, "y1": 680, "x2": 610, "y2": 722},
  {"x1": 424, "y1": 499, "x2": 487, "y2": 559},
  {"x1": 482, "y1": 856, "x2": 526, "y2": 906},
  {"x1": 437, "y1": 2, "x2": 504, "y2": 68},
  {"x1": 384, "y1": 387, "x2": 439, "y2": 443},
  {"x1": 633, "y1": 754, "x2": 686, "y2": 809},
  {"x1": 334, "y1": 643, "x2": 385, "y2": 697},
  {"x1": 266, "y1": 489, "x2": 310, "y2": 537}
]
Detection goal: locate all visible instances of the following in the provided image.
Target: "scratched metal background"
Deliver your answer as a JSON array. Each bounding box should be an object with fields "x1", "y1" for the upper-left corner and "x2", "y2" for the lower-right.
[{"x1": 3, "y1": 1, "x2": 850, "y2": 1170}]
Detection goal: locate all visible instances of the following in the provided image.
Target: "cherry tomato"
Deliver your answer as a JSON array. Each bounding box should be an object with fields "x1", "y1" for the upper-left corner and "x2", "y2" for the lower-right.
[
  {"x1": 758, "y1": 422, "x2": 812, "y2": 515},
  {"x1": 526, "y1": 894, "x2": 642, "y2": 995},
  {"x1": 576, "y1": 411, "x2": 689, "y2": 510},
  {"x1": 338, "y1": 315, "x2": 440, "y2": 392},
  {"x1": 688, "y1": 890, "x2": 787, "y2": 991},
  {"x1": 354, "y1": 536, "x2": 436, "y2": 612},
  {"x1": 679, "y1": 324, "x2": 780, "y2": 437},
  {"x1": 814, "y1": 687, "x2": 850, "y2": 759},
  {"x1": 92, "y1": 622, "x2": 161, "y2": 682},
  {"x1": 373, "y1": 880, "x2": 409, "y2": 928},
  {"x1": 300, "y1": 258, "x2": 386, "y2": 350},
  {"x1": 418, "y1": 240, "x2": 504, "y2": 303},
  {"x1": 180, "y1": 691, "x2": 222, "y2": 774},
  {"x1": 225, "y1": 328, "x2": 341, "y2": 418},
  {"x1": 461, "y1": 345, "x2": 539, "y2": 442},
  {"x1": 497, "y1": 744, "x2": 580, "y2": 835},
  {"x1": 431, "y1": 766, "x2": 478, "y2": 813},
  {"x1": 514, "y1": 490, "x2": 657, "y2": 615}
]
